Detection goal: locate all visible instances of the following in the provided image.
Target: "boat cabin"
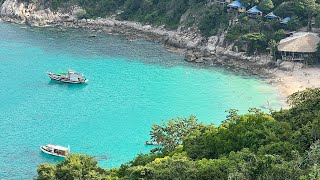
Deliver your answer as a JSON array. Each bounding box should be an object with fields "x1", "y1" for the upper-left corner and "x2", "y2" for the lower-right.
[{"x1": 41, "y1": 144, "x2": 70, "y2": 157}]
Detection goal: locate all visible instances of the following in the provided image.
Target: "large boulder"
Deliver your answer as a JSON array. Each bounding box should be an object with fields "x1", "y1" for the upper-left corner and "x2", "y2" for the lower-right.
[{"x1": 207, "y1": 36, "x2": 219, "y2": 51}]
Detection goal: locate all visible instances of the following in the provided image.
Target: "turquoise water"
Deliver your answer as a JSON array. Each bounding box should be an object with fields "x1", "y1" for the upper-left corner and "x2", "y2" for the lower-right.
[{"x1": 0, "y1": 22, "x2": 282, "y2": 179}]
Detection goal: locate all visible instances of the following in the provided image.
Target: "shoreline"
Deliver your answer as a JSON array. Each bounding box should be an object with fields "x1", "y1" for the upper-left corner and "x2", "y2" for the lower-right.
[{"x1": 1, "y1": 1, "x2": 320, "y2": 105}]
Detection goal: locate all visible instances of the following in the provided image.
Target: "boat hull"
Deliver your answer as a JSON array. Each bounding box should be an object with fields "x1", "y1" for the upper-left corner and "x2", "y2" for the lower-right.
[{"x1": 40, "y1": 146, "x2": 67, "y2": 157}]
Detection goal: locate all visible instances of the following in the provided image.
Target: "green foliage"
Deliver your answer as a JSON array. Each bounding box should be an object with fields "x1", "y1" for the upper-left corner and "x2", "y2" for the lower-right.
[
  {"x1": 257, "y1": 142, "x2": 297, "y2": 160},
  {"x1": 130, "y1": 152, "x2": 166, "y2": 167},
  {"x1": 150, "y1": 115, "x2": 203, "y2": 151},
  {"x1": 243, "y1": 32, "x2": 266, "y2": 41},
  {"x1": 36, "y1": 164, "x2": 56, "y2": 180},
  {"x1": 146, "y1": 153, "x2": 197, "y2": 179},
  {"x1": 315, "y1": 42, "x2": 320, "y2": 63},
  {"x1": 271, "y1": 29, "x2": 286, "y2": 42},
  {"x1": 315, "y1": 13, "x2": 320, "y2": 27},
  {"x1": 287, "y1": 88, "x2": 320, "y2": 107},
  {"x1": 195, "y1": 158, "x2": 230, "y2": 179},
  {"x1": 268, "y1": 39, "x2": 278, "y2": 61},
  {"x1": 226, "y1": 24, "x2": 246, "y2": 42},
  {"x1": 286, "y1": 16, "x2": 304, "y2": 31},
  {"x1": 198, "y1": 6, "x2": 228, "y2": 37},
  {"x1": 273, "y1": 88, "x2": 320, "y2": 151},
  {"x1": 294, "y1": 0, "x2": 320, "y2": 16},
  {"x1": 119, "y1": 0, "x2": 190, "y2": 29},
  {"x1": 259, "y1": 0, "x2": 275, "y2": 12},
  {"x1": 36, "y1": 154, "x2": 108, "y2": 179},
  {"x1": 184, "y1": 109, "x2": 293, "y2": 159},
  {"x1": 225, "y1": 14, "x2": 286, "y2": 54},
  {"x1": 242, "y1": 0, "x2": 261, "y2": 6},
  {"x1": 242, "y1": 33, "x2": 268, "y2": 54},
  {"x1": 228, "y1": 148, "x2": 305, "y2": 179},
  {"x1": 274, "y1": 1, "x2": 299, "y2": 17},
  {"x1": 124, "y1": 165, "x2": 154, "y2": 179}
]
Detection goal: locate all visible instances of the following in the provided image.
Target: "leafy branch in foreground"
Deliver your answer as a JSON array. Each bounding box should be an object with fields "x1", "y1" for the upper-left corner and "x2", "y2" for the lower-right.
[
  {"x1": 287, "y1": 88, "x2": 320, "y2": 107},
  {"x1": 150, "y1": 115, "x2": 207, "y2": 151},
  {"x1": 36, "y1": 154, "x2": 110, "y2": 180}
]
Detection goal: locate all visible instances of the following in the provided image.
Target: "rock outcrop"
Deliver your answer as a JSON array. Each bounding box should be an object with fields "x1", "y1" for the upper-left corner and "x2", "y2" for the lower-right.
[{"x1": 1, "y1": 0, "x2": 61, "y2": 26}]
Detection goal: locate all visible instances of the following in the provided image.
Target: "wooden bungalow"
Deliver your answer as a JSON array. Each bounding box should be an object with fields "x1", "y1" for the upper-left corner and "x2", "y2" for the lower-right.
[
  {"x1": 265, "y1": 12, "x2": 279, "y2": 20},
  {"x1": 277, "y1": 32, "x2": 320, "y2": 61},
  {"x1": 209, "y1": 0, "x2": 231, "y2": 6},
  {"x1": 280, "y1": 17, "x2": 291, "y2": 25},
  {"x1": 227, "y1": 1, "x2": 246, "y2": 13},
  {"x1": 247, "y1": 6, "x2": 262, "y2": 17}
]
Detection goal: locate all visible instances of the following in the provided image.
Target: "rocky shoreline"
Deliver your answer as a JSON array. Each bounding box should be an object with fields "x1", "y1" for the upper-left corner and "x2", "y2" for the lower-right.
[
  {"x1": 2, "y1": 0, "x2": 319, "y2": 103},
  {"x1": 0, "y1": 0, "x2": 277, "y2": 76}
]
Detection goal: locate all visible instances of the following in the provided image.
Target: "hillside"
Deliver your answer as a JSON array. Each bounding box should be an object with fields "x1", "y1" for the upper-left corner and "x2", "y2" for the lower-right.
[{"x1": 8, "y1": 0, "x2": 320, "y2": 56}]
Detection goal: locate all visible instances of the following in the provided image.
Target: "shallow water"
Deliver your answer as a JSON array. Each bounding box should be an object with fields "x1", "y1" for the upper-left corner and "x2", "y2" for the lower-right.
[{"x1": 0, "y1": 22, "x2": 282, "y2": 179}]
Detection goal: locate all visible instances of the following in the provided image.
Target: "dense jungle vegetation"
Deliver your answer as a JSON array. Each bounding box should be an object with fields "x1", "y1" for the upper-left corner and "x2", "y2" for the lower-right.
[{"x1": 36, "y1": 88, "x2": 320, "y2": 179}]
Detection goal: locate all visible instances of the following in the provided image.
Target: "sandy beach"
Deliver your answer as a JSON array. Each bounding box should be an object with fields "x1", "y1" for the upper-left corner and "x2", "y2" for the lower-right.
[{"x1": 268, "y1": 64, "x2": 320, "y2": 105}]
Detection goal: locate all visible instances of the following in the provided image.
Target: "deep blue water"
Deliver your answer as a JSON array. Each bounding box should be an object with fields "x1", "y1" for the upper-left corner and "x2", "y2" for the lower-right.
[{"x1": 0, "y1": 22, "x2": 282, "y2": 179}]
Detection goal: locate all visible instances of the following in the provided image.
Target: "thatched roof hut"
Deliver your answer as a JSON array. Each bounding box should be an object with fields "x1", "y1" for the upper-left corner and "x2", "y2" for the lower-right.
[{"x1": 278, "y1": 32, "x2": 320, "y2": 53}]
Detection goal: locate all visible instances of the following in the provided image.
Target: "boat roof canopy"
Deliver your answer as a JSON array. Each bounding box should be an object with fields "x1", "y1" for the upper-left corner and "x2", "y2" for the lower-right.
[
  {"x1": 55, "y1": 70, "x2": 67, "y2": 75},
  {"x1": 46, "y1": 144, "x2": 69, "y2": 151}
]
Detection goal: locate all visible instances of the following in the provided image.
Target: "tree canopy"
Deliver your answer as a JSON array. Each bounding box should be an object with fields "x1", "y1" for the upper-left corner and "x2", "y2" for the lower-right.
[{"x1": 36, "y1": 154, "x2": 108, "y2": 180}]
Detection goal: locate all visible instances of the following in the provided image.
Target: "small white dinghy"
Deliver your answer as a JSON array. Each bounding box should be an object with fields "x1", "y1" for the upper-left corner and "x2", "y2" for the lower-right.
[{"x1": 40, "y1": 144, "x2": 70, "y2": 157}]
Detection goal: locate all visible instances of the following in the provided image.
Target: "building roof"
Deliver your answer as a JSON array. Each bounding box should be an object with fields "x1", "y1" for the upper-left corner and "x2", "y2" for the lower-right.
[
  {"x1": 280, "y1": 17, "x2": 291, "y2": 24},
  {"x1": 277, "y1": 32, "x2": 320, "y2": 53},
  {"x1": 247, "y1": 6, "x2": 262, "y2": 15},
  {"x1": 265, "y1": 12, "x2": 278, "y2": 19},
  {"x1": 227, "y1": 1, "x2": 242, "y2": 9}
]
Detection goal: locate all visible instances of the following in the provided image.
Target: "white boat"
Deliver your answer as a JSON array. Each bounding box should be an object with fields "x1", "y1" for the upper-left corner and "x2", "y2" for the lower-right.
[
  {"x1": 145, "y1": 141, "x2": 162, "y2": 145},
  {"x1": 40, "y1": 144, "x2": 70, "y2": 157},
  {"x1": 47, "y1": 69, "x2": 88, "y2": 84}
]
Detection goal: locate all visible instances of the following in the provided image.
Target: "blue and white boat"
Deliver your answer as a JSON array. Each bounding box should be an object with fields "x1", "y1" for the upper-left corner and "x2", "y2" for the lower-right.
[
  {"x1": 40, "y1": 144, "x2": 70, "y2": 157},
  {"x1": 47, "y1": 69, "x2": 88, "y2": 84}
]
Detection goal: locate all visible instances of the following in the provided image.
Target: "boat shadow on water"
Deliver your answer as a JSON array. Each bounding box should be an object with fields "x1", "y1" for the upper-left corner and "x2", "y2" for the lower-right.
[
  {"x1": 94, "y1": 154, "x2": 109, "y2": 161},
  {"x1": 47, "y1": 80, "x2": 88, "y2": 89},
  {"x1": 39, "y1": 151, "x2": 65, "y2": 162}
]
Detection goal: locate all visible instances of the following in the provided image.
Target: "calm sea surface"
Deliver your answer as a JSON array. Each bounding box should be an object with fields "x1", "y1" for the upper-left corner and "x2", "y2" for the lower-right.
[{"x1": 0, "y1": 22, "x2": 282, "y2": 179}]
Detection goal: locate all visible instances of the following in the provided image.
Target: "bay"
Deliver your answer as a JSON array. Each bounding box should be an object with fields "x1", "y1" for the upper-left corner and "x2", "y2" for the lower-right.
[{"x1": 0, "y1": 22, "x2": 281, "y2": 179}]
